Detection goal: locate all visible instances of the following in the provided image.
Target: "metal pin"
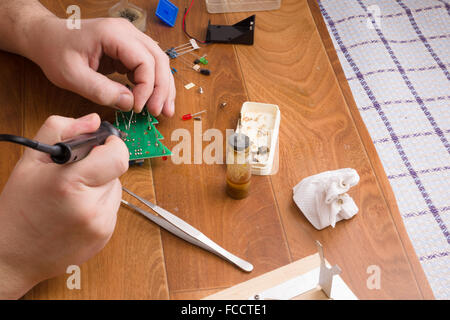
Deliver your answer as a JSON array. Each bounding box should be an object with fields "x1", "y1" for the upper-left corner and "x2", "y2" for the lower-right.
[{"x1": 128, "y1": 110, "x2": 134, "y2": 130}]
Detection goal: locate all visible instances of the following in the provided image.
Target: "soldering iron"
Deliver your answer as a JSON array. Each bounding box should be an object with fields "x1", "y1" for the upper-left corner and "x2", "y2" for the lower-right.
[{"x1": 0, "y1": 121, "x2": 125, "y2": 164}]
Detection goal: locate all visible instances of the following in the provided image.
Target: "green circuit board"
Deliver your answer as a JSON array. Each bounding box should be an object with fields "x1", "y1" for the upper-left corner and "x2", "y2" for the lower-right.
[{"x1": 114, "y1": 109, "x2": 171, "y2": 161}]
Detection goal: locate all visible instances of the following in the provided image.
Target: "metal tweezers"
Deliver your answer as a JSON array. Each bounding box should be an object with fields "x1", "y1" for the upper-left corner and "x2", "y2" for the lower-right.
[{"x1": 121, "y1": 187, "x2": 254, "y2": 272}]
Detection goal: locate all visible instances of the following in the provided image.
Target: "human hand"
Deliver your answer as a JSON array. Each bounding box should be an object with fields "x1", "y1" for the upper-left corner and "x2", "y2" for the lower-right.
[
  {"x1": 0, "y1": 114, "x2": 129, "y2": 299},
  {"x1": 23, "y1": 17, "x2": 175, "y2": 117}
]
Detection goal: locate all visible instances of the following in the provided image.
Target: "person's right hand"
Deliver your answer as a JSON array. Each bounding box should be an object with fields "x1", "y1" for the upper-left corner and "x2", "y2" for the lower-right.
[{"x1": 0, "y1": 114, "x2": 129, "y2": 299}]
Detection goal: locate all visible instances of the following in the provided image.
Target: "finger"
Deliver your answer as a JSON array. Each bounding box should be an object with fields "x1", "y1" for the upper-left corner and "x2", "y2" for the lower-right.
[
  {"x1": 70, "y1": 135, "x2": 129, "y2": 187},
  {"x1": 26, "y1": 114, "x2": 101, "y2": 162},
  {"x1": 68, "y1": 61, "x2": 135, "y2": 111},
  {"x1": 101, "y1": 34, "x2": 155, "y2": 113},
  {"x1": 85, "y1": 178, "x2": 122, "y2": 242},
  {"x1": 139, "y1": 42, "x2": 171, "y2": 116},
  {"x1": 131, "y1": 54, "x2": 155, "y2": 113},
  {"x1": 162, "y1": 72, "x2": 176, "y2": 117}
]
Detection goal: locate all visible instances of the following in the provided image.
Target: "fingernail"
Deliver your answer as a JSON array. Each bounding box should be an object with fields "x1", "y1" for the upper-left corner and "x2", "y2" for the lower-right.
[{"x1": 117, "y1": 93, "x2": 134, "y2": 110}]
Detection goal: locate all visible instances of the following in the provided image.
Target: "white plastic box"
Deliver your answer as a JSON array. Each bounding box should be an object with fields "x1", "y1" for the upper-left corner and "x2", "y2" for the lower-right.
[
  {"x1": 205, "y1": 0, "x2": 281, "y2": 13},
  {"x1": 237, "y1": 102, "x2": 280, "y2": 176}
]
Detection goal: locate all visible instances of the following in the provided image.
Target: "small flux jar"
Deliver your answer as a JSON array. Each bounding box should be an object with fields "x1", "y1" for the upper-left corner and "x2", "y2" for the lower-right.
[{"x1": 226, "y1": 133, "x2": 251, "y2": 199}]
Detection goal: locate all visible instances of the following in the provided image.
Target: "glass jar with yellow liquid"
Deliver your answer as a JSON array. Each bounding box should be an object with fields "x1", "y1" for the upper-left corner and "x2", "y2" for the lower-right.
[{"x1": 226, "y1": 133, "x2": 251, "y2": 199}]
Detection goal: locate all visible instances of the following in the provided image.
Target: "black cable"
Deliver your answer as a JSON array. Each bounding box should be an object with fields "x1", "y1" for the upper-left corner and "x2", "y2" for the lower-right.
[
  {"x1": 0, "y1": 134, "x2": 62, "y2": 157},
  {"x1": 182, "y1": 8, "x2": 206, "y2": 44}
]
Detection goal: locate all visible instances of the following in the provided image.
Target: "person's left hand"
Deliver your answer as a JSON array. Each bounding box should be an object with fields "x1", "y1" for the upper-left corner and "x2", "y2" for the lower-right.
[{"x1": 22, "y1": 17, "x2": 176, "y2": 116}]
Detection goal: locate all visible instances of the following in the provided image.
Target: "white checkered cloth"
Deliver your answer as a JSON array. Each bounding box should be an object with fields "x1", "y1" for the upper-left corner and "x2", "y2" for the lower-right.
[{"x1": 318, "y1": 0, "x2": 450, "y2": 299}]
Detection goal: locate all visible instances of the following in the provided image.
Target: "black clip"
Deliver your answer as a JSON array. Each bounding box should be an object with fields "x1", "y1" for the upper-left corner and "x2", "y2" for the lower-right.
[{"x1": 205, "y1": 15, "x2": 255, "y2": 45}]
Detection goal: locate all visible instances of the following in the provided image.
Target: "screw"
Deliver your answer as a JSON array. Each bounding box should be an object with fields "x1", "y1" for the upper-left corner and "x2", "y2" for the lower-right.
[{"x1": 220, "y1": 102, "x2": 227, "y2": 108}]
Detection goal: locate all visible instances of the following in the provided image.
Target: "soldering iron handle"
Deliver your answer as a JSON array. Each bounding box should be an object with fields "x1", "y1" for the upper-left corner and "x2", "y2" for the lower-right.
[{"x1": 51, "y1": 121, "x2": 121, "y2": 164}]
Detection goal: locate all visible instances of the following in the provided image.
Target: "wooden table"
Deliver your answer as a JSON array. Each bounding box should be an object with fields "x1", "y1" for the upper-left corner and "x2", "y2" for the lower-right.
[{"x1": 0, "y1": 0, "x2": 433, "y2": 299}]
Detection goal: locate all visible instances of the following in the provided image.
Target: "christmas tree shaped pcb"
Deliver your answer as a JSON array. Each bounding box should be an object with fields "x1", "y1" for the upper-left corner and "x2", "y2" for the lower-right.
[{"x1": 114, "y1": 109, "x2": 171, "y2": 161}]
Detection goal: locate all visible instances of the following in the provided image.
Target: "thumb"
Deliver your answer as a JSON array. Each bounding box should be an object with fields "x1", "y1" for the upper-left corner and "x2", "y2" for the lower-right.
[
  {"x1": 69, "y1": 65, "x2": 134, "y2": 111},
  {"x1": 25, "y1": 113, "x2": 101, "y2": 162}
]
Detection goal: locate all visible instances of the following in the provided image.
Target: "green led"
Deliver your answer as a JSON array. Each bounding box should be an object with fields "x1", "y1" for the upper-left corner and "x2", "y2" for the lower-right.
[{"x1": 198, "y1": 57, "x2": 208, "y2": 65}]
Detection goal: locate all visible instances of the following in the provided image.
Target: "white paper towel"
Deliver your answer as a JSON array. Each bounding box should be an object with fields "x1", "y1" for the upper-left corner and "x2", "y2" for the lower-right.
[{"x1": 293, "y1": 168, "x2": 360, "y2": 230}]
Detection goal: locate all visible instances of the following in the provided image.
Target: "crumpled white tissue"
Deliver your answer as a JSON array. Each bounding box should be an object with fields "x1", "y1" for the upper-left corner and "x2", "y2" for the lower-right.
[{"x1": 293, "y1": 168, "x2": 360, "y2": 230}]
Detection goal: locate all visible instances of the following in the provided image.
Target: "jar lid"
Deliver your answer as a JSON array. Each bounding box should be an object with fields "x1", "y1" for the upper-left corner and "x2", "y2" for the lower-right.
[{"x1": 228, "y1": 133, "x2": 250, "y2": 151}]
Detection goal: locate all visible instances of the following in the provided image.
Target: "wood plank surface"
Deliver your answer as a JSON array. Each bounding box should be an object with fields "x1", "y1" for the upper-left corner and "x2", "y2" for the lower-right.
[
  {"x1": 150, "y1": 0, "x2": 291, "y2": 293},
  {"x1": 223, "y1": 0, "x2": 431, "y2": 299},
  {"x1": 306, "y1": 0, "x2": 434, "y2": 299},
  {"x1": 0, "y1": 0, "x2": 433, "y2": 299},
  {"x1": 0, "y1": 52, "x2": 23, "y2": 191}
]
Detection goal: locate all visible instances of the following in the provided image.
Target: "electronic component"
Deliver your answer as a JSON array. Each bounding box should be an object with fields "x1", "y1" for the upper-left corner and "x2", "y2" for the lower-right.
[
  {"x1": 194, "y1": 56, "x2": 208, "y2": 65},
  {"x1": 182, "y1": 110, "x2": 206, "y2": 120},
  {"x1": 175, "y1": 55, "x2": 211, "y2": 76},
  {"x1": 206, "y1": 15, "x2": 255, "y2": 45},
  {"x1": 184, "y1": 82, "x2": 196, "y2": 90},
  {"x1": 165, "y1": 39, "x2": 200, "y2": 59},
  {"x1": 114, "y1": 109, "x2": 171, "y2": 161}
]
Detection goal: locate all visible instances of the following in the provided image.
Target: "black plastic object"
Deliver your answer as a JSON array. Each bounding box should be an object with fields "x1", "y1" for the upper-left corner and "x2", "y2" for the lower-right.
[
  {"x1": 51, "y1": 121, "x2": 122, "y2": 164},
  {"x1": 205, "y1": 15, "x2": 255, "y2": 45}
]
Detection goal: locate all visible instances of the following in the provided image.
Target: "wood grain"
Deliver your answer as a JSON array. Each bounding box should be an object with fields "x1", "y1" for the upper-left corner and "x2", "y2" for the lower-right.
[
  {"x1": 0, "y1": 0, "x2": 433, "y2": 299},
  {"x1": 150, "y1": 0, "x2": 291, "y2": 292},
  {"x1": 171, "y1": 287, "x2": 225, "y2": 300},
  {"x1": 307, "y1": 0, "x2": 434, "y2": 299},
  {"x1": 224, "y1": 0, "x2": 431, "y2": 299},
  {"x1": 0, "y1": 52, "x2": 23, "y2": 191}
]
